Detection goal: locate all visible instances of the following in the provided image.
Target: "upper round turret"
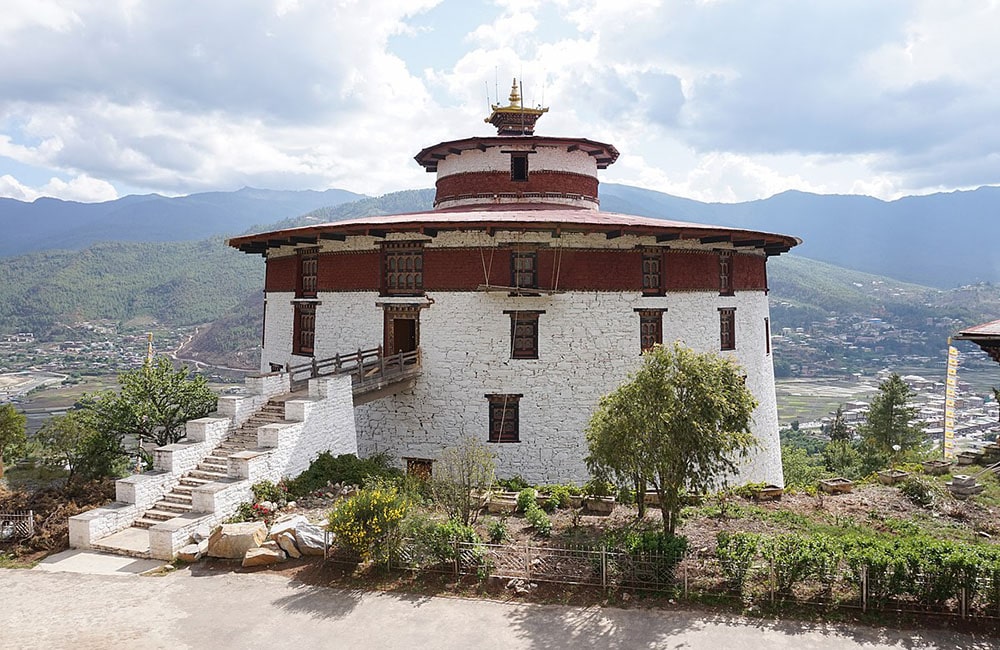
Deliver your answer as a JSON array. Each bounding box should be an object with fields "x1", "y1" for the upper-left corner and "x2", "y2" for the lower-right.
[{"x1": 414, "y1": 79, "x2": 619, "y2": 211}]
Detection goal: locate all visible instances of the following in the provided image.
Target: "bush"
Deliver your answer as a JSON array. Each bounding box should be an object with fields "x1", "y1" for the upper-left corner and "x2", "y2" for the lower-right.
[
  {"x1": 251, "y1": 479, "x2": 288, "y2": 507},
  {"x1": 430, "y1": 436, "x2": 496, "y2": 525},
  {"x1": 327, "y1": 481, "x2": 410, "y2": 564},
  {"x1": 716, "y1": 531, "x2": 761, "y2": 594},
  {"x1": 486, "y1": 517, "x2": 509, "y2": 544},
  {"x1": 516, "y1": 488, "x2": 537, "y2": 513},
  {"x1": 898, "y1": 475, "x2": 941, "y2": 508},
  {"x1": 497, "y1": 475, "x2": 530, "y2": 492},
  {"x1": 287, "y1": 452, "x2": 402, "y2": 497},
  {"x1": 764, "y1": 533, "x2": 818, "y2": 594},
  {"x1": 584, "y1": 478, "x2": 614, "y2": 497},
  {"x1": 524, "y1": 504, "x2": 552, "y2": 537}
]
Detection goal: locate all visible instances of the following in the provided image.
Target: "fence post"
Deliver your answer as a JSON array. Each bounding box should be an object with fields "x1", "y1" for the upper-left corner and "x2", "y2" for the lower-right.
[
  {"x1": 769, "y1": 557, "x2": 775, "y2": 603},
  {"x1": 961, "y1": 587, "x2": 967, "y2": 618},
  {"x1": 683, "y1": 554, "x2": 688, "y2": 599},
  {"x1": 526, "y1": 541, "x2": 532, "y2": 582},
  {"x1": 601, "y1": 545, "x2": 607, "y2": 590},
  {"x1": 861, "y1": 565, "x2": 868, "y2": 613},
  {"x1": 453, "y1": 538, "x2": 459, "y2": 576}
]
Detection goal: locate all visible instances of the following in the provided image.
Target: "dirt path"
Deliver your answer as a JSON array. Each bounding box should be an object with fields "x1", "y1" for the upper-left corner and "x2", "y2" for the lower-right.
[{"x1": 0, "y1": 566, "x2": 992, "y2": 650}]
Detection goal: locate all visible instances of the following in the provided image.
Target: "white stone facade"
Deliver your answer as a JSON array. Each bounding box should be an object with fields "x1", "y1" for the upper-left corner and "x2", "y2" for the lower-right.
[
  {"x1": 435, "y1": 145, "x2": 598, "y2": 178},
  {"x1": 260, "y1": 284, "x2": 782, "y2": 486}
]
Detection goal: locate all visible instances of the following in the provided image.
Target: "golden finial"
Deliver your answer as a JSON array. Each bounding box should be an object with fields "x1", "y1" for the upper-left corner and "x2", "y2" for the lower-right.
[{"x1": 507, "y1": 78, "x2": 521, "y2": 107}]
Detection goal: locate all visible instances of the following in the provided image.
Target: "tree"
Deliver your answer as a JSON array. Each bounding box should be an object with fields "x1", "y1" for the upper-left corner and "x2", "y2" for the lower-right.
[
  {"x1": 828, "y1": 406, "x2": 851, "y2": 442},
  {"x1": 586, "y1": 343, "x2": 758, "y2": 535},
  {"x1": 431, "y1": 436, "x2": 496, "y2": 526},
  {"x1": 780, "y1": 444, "x2": 827, "y2": 489},
  {"x1": 858, "y1": 373, "x2": 924, "y2": 471},
  {"x1": 35, "y1": 412, "x2": 98, "y2": 483},
  {"x1": 993, "y1": 387, "x2": 1000, "y2": 423},
  {"x1": 0, "y1": 403, "x2": 28, "y2": 479},
  {"x1": 82, "y1": 357, "x2": 217, "y2": 449}
]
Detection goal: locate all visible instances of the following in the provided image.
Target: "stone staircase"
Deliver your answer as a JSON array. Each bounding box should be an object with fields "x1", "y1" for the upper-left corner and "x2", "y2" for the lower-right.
[{"x1": 131, "y1": 400, "x2": 288, "y2": 530}]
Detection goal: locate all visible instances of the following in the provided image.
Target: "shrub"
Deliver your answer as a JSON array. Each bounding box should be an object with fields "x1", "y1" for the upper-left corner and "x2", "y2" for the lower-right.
[
  {"x1": 486, "y1": 517, "x2": 509, "y2": 544},
  {"x1": 497, "y1": 475, "x2": 530, "y2": 492},
  {"x1": 898, "y1": 475, "x2": 941, "y2": 508},
  {"x1": 716, "y1": 531, "x2": 761, "y2": 595},
  {"x1": 516, "y1": 488, "x2": 537, "y2": 513},
  {"x1": 251, "y1": 479, "x2": 288, "y2": 506},
  {"x1": 764, "y1": 533, "x2": 817, "y2": 594},
  {"x1": 410, "y1": 518, "x2": 482, "y2": 563},
  {"x1": 327, "y1": 481, "x2": 410, "y2": 564},
  {"x1": 286, "y1": 452, "x2": 401, "y2": 497},
  {"x1": 430, "y1": 436, "x2": 496, "y2": 525},
  {"x1": 524, "y1": 504, "x2": 552, "y2": 537},
  {"x1": 584, "y1": 478, "x2": 614, "y2": 498}
]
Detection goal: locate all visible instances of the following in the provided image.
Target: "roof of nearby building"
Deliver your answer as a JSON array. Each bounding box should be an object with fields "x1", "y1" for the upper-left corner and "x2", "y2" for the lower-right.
[
  {"x1": 228, "y1": 204, "x2": 802, "y2": 256},
  {"x1": 956, "y1": 319, "x2": 1000, "y2": 339},
  {"x1": 414, "y1": 136, "x2": 620, "y2": 172}
]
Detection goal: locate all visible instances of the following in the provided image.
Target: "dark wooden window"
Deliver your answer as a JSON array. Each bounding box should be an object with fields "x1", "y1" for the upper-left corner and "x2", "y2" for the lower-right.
[
  {"x1": 299, "y1": 250, "x2": 318, "y2": 297},
  {"x1": 638, "y1": 310, "x2": 664, "y2": 352},
  {"x1": 405, "y1": 458, "x2": 433, "y2": 479},
  {"x1": 642, "y1": 251, "x2": 662, "y2": 295},
  {"x1": 506, "y1": 311, "x2": 541, "y2": 359},
  {"x1": 294, "y1": 302, "x2": 316, "y2": 355},
  {"x1": 719, "y1": 250, "x2": 733, "y2": 296},
  {"x1": 384, "y1": 242, "x2": 423, "y2": 295},
  {"x1": 719, "y1": 307, "x2": 736, "y2": 351},
  {"x1": 511, "y1": 251, "x2": 538, "y2": 290},
  {"x1": 487, "y1": 394, "x2": 521, "y2": 443},
  {"x1": 764, "y1": 317, "x2": 771, "y2": 355},
  {"x1": 511, "y1": 153, "x2": 529, "y2": 182}
]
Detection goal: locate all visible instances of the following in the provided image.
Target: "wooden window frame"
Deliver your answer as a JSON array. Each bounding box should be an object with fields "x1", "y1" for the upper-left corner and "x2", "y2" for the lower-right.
[
  {"x1": 718, "y1": 250, "x2": 734, "y2": 296},
  {"x1": 641, "y1": 251, "x2": 663, "y2": 295},
  {"x1": 294, "y1": 302, "x2": 317, "y2": 356},
  {"x1": 719, "y1": 307, "x2": 736, "y2": 351},
  {"x1": 510, "y1": 153, "x2": 529, "y2": 182},
  {"x1": 636, "y1": 308, "x2": 666, "y2": 352},
  {"x1": 297, "y1": 248, "x2": 319, "y2": 298},
  {"x1": 511, "y1": 250, "x2": 538, "y2": 290},
  {"x1": 505, "y1": 310, "x2": 543, "y2": 359},
  {"x1": 486, "y1": 393, "x2": 522, "y2": 443},
  {"x1": 383, "y1": 242, "x2": 424, "y2": 296}
]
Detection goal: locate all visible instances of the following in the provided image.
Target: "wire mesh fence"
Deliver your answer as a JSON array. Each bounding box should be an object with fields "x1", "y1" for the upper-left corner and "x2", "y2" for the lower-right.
[
  {"x1": 0, "y1": 511, "x2": 33, "y2": 541},
  {"x1": 319, "y1": 536, "x2": 1000, "y2": 620}
]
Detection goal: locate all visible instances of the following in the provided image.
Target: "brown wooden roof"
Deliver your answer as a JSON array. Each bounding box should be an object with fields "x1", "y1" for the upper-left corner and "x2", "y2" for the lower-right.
[
  {"x1": 414, "y1": 136, "x2": 620, "y2": 172},
  {"x1": 228, "y1": 204, "x2": 802, "y2": 257}
]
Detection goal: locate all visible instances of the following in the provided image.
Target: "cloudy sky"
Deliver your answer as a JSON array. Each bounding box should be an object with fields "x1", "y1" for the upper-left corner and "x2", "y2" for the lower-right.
[{"x1": 1, "y1": 0, "x2": 998, "y2": 204}]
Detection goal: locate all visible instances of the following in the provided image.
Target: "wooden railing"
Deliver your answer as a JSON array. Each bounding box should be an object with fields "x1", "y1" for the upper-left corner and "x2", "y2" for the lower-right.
[{"x1": 282, "y1": 346, "x2": 422, "y2": 394}]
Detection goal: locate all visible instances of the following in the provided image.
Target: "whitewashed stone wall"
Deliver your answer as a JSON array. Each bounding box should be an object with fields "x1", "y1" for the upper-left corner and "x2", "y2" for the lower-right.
[
  {"x1": 435, "y1": 145, "x2": 598, "y2": 178},
  {"x1": 344, "y1": 289, "x2": 782, "y2": 486}
]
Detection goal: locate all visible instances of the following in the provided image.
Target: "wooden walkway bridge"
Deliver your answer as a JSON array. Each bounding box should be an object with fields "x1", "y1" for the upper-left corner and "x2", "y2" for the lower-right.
[{"x1": 278, "y1": 346, "x2": 422, "y2": 403}]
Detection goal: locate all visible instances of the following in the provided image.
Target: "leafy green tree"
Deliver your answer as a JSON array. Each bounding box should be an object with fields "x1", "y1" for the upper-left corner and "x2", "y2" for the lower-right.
[
  {"x1": 822, "y1": 439, "x2": 862, "y2": 479},
  {"x1": 35, "y1": 412, "x2": 99, "y2": 483},
  {"x1": 0, "y1": 403, "x2": 28, "y2": 479},
  {"x1": 431, "y1": 436, "x2": 497, "y2": 526},
  {"x1": 586, "y1": 343, "x2": 758, "y2": 535},
  {"x1": 828, "y1": 406, "x2": 851, "y2": 442},
  {"x1": 82, "y1": 357, "x2": 217, "y2": 448},
  {"x1": 780, "y1": 444, "x2": 827, "y2": 488},
  {"x1": 858, "y1": 373, "x2": 925, "y2": 472}
]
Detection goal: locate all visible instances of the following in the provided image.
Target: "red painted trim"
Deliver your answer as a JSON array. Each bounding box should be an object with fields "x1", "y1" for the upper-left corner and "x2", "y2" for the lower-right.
[{"x1": 435, "y1": 171, "x2": 598, "y2": 205}]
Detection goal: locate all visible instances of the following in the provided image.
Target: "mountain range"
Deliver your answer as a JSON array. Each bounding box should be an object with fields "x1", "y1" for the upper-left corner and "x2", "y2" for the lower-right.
[{"x1": 3, "y1": 183, "x2": 998, "y2": 288}]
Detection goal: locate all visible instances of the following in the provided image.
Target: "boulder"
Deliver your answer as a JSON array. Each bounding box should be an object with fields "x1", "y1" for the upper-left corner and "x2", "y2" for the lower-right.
[
  {"x1": 275, "y1": 531, "x2": 302, "y2": 558},
  {"x1": 191, "y1": 526, "x2": 213, "y2": 543},
  {"x1": 176, "y1": 540, "x2": 208, "y2": 563},
  {"x1": 207, "y1": 522, "x2": 268, "y2": 559},
  {"x1": 269, "y1": 514, "x2": 309, "y2": 541},
  {"x1": 295, "y1": 522, "x2": 328, "y2": 556},
  {"x1": 242, "y1": 546, "x2": 285, "y2": 568}
]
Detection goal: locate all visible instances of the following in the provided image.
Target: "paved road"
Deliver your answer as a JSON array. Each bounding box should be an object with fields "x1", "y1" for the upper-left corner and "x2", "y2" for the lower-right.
[{"x1": 0, "y1": 567, "x2": 993, "y2": 649}]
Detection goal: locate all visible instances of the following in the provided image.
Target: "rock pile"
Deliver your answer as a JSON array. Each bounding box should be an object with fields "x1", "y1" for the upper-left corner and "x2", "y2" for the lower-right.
[{"x1": 179, "y1": 515, "x2": 329, "y2": 566}]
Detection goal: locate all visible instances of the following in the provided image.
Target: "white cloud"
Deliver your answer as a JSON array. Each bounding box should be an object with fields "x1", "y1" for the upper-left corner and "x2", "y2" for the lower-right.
[
  {"x1": 0, "y1": 0, "x2": 998, "y2": 203},
  {"x1": 0, "y1": 173, "x2": 118, "y2": 202}
]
